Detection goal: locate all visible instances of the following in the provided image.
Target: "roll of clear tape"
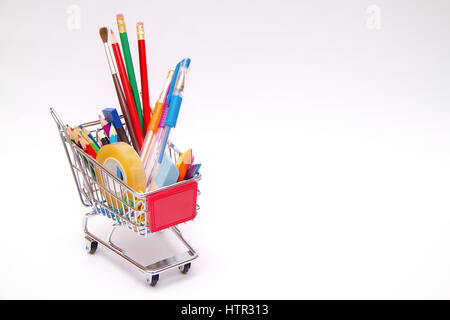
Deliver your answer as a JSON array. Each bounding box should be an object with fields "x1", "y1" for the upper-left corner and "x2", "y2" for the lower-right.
[{"x1": 95, "y1": 142, "x2": 146, "y2": 211}]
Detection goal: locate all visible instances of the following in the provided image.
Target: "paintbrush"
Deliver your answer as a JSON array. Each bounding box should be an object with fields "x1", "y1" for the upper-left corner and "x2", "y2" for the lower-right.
[
  {"x1": 98, "y1": 26, "x2": 140, "y2": 152},
  {"x1": 110, "y1": 29, "x2": 144, "y2": 149}
]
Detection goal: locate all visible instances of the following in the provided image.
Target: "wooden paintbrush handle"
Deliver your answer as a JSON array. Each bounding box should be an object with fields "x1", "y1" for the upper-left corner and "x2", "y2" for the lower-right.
[{"x1": 112, "y1": 73, "x2": 140, "y2": 152}]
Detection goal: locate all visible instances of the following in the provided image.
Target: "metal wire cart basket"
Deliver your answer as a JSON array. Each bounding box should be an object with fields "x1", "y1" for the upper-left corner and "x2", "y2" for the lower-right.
[{"x1": 50, "y1": 108, "x2": 201, "y2": 286}]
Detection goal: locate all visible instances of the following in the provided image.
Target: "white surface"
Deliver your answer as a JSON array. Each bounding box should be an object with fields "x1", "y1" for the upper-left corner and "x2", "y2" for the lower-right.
[{"x1": 1, "y1": 0, "x2": 450, "y2": 299}]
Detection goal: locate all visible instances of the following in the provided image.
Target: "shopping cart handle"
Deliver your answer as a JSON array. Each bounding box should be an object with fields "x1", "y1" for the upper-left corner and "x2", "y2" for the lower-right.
[{"x1": 50, "y1": 107, "x2": 65, "y2": 131}]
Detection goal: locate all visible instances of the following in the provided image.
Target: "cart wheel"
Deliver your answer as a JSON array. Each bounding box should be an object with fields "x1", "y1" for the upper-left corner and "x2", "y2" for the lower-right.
[
  {"x1": 179, "y1": 263, "x2": 191, "y2": 274},
  {"x1": 85, "y1": 239, "x2": 98, "y2": 254},
  {"x1": 147, "y1": 274, "x2": 159, "y2": 287}
]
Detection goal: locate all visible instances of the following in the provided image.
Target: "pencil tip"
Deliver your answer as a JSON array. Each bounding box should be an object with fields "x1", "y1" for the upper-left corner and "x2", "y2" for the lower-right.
[{"x1": 110, "y1": 29, "x2": 118, "y2": 43}]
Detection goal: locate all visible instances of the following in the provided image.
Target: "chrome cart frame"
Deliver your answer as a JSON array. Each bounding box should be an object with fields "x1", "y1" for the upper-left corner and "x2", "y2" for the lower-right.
[{"x1": 50, "y1": 108, "x2": 201, "y2": 286}]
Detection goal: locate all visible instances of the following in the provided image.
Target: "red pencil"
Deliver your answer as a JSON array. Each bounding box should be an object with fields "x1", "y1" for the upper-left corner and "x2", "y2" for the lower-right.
[
  {"x1": 137, "y1": 21, "x2": 151, "y2": 135},
  {"x1": 79, "y1": 135, "x2": 97, "y2": 159},
  {"x1": 110, "y1": 30, "x2": 144, "y2": 148}
]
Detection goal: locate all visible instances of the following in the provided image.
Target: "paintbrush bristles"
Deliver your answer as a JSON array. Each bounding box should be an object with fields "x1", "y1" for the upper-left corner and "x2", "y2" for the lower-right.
[{"x1": 99, "y1": 27, "x2": 109, "y2": 43}]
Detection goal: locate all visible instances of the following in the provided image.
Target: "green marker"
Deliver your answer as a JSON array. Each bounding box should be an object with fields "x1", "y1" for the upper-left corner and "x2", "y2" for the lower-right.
[{"x1": 116, "y1": 13, "x2": 145, "y2": 136}]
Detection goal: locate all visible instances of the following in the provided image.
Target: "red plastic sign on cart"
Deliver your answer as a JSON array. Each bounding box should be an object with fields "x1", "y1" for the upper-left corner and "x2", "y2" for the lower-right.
[{"x1": 146, "y1": 181, "x2": 198, "y2": 233}]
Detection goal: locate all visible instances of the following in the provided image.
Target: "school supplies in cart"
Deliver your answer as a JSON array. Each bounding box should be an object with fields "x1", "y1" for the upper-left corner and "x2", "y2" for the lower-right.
[
  {"x1": 50, "y1": 13, "x2": 202, "y2": 287},
  {"x1": 51, "y1": 108, "x2": 201, "y2": 286}
]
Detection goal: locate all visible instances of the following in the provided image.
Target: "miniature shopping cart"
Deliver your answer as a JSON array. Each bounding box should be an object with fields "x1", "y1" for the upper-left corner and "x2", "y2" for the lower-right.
[{"x1": 50, "y1": 108, "x2": 201, "y2": 286}]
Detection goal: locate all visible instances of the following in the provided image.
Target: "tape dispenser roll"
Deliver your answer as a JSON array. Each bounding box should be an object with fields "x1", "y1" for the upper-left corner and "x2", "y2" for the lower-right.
[{"x1": 95, "y1": 142, "x2": 146, "y2": 211}]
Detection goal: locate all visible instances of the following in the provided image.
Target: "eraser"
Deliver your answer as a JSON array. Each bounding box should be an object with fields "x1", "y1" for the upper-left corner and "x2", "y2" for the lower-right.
[
  {"x1": 184, "y1": 164, "x2": 198, "y2": 180},
  {"x1": 154, "y1": 153, "x2": 179, "y2": 188},
  {"x1": 103, "y1": 108, "x2": 123, "y2": 129},
  {"x1": 176, "y1": 149, "x2": 192, "y2": 182}
]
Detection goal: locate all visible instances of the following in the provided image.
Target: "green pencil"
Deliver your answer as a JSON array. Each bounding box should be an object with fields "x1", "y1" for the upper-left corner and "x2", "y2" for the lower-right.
[{"x1": 116, "y1": 13, "x2": 145, "y2": 136}]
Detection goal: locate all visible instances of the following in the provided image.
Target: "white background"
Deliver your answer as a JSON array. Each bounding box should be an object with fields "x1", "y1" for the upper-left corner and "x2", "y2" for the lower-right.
[{"x1": 1, "y1": 0, "x2": 450, "y2": 299}]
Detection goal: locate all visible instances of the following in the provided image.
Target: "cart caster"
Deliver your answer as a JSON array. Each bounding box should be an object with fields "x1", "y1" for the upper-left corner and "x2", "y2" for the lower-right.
[
  {"x1": 179, "y1": 263, "x2": 191, "y2": 274},
  {"x1": 85, "y1": 238, "x2": 98, "y2": 254},
  {"x1": 147, "y1": 274, "x2": 159, "y2": 287}
]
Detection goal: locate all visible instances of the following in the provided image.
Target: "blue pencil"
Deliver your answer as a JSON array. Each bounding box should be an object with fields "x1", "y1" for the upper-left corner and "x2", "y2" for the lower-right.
[{"x1": 109, "y1": 124, "x2": 118, "y2": 143}]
